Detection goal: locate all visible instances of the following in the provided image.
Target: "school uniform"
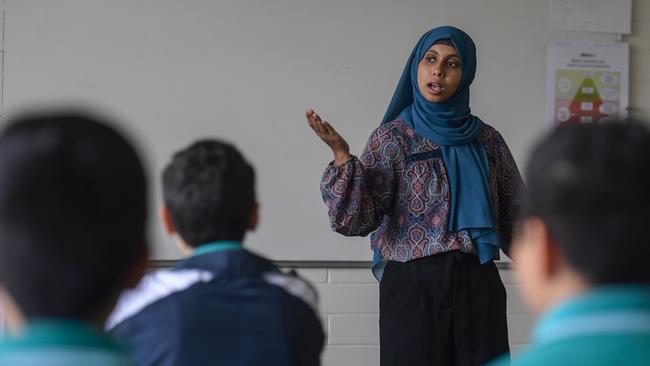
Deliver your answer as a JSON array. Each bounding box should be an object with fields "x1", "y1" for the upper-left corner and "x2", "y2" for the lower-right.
[
  {"x1": 489, "y1": 286, "x2": 650, "y2": 366},
  {"x1": 0, "y1": 320, "x2": 132, "y2": 366},
  {"x1": 106, "y1": 242, "x2": 324, "y2": 366},
  {"x1": 319, "y1": 26, "x2": 524, "y2": 366}
]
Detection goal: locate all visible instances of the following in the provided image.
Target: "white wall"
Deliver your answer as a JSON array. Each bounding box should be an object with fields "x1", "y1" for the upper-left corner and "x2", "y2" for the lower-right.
[
  {"x1": 0, "y1": 0, "x2": 615, "y2": 262},
  {"x1": 629, "y1": 0, "x2": 650, "y2": 121}
]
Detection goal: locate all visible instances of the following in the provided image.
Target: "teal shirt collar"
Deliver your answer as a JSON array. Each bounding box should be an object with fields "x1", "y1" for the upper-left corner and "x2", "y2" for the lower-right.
[
  {"x1": 0, "y1": 319, "x2": 122, "y2": 352},
  {"x1": 534, "y1": 285, "x2": 650, "y2": 345},
  {"x1": 192, "y1": 240, "x2": 242, "y2": 257}
]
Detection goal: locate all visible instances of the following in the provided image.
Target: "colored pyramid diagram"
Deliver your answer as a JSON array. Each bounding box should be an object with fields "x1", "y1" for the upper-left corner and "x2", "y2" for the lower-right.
[{"x1": 565, "y1": 74, "x2": 607, "y2": 125}]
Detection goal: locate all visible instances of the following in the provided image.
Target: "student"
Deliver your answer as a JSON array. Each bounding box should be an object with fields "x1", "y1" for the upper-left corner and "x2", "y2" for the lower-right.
[
  {"x1": 306, "y1": 26, "x2": 524, "y2": 365},
  {"x1": 489, "y1": 121, "x2": 650, "y2": 366},
  {"x1": 107, "y1": 140, "x2": 325, "y2": 366},
  {"x1": 0, "y1": 112, "x2": 148, "y2": 365}
]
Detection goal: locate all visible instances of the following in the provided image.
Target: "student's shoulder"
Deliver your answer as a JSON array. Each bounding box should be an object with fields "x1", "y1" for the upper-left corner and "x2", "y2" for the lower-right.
[
  {"x1": 105, "y1": 267, "x2": 214, "y2": 331},
  {"x1": 233, "y1": 250, "x2": 321, "y2": 314},
  {"x1": 488, "y1": 345, "x2": 559, "y2": 366},
  {"x1": 0, "y1": 346, "x2": 132, "y2": 366},
  {"x1": 261, "y1": 268, "x2": 320, "y2": 315},
  {"x1": 497, "y1": 337, "x2": 650, "y2": 366}
]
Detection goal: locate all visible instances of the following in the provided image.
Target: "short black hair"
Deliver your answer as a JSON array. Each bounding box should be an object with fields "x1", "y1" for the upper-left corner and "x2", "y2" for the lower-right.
[
  {"x1": 162, "y1": 140, "x2": 255, "y2": 247},
  {"x1": 522, "y1": 121, "x2": 650, "y2": 285},
  {"x1": 0, "y1": 112, "x2": 148, "y2": 320}
]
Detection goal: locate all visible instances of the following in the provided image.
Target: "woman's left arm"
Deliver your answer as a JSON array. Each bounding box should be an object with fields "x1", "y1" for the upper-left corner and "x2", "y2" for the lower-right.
[{"x1": 493, "y1": 133, "x2": 525, "y2": 257}]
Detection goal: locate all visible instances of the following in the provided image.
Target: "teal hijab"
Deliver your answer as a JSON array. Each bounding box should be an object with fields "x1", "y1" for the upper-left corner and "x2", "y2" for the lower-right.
[{"x1": 373, "y1": 26, "x2": 499, "y2": 280}]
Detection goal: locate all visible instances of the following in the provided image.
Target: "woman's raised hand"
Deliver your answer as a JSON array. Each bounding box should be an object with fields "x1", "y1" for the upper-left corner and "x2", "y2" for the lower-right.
[{"x1": 306, "y1": 109, "x2": 351, "y2": 166}]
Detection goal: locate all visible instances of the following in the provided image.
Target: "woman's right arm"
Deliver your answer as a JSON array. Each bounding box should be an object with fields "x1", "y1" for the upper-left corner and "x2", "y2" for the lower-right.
[{"x1": 307, "y1": 109, "x2": 400, "y2": 237}]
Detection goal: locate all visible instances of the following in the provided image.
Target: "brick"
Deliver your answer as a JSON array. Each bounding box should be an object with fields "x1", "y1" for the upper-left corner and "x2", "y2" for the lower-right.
[
  {"x1": 499, "y1": 269, "x2": 517, "y2": 285},
  {"x1": 283, "y1": 268, "x2": 328, "y2": 284},
  {"x1": 506, "y1": 285, "x2": 533, "y2": 315},
  {"x1": 508, "y1": 314, "x2": 538, "y2": 345},
  {"x1": 329, "y1": 268, "x2": 376, "y2": 284},
  {"x1": 322, "y1": 345, "x2": 379, "y2": 366},
  {"x1": 328, "y1": 315, "x2": 379, "y2": 345},
  {"x1": 315, "y1": 284, "x2": 379, "y2": 314}
]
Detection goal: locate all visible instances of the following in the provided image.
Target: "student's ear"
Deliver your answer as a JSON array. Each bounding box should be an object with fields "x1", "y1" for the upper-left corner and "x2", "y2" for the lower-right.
[
  {"x1": 539, "y1": 222, "x2": 564, "y2": 279},
  {"x1": 248, "y1": 202, "x2": 260, "y2": 231},
  {"x1": 160, "y1": 205, "x2": 176, "y2": 235},
  {"x1": 126, "y1": 243, "x2": 149, "y2": 289},
  {"x1": 0, "y1": 287, "x2": 25, "y2": 332},
  {"x1": 517, "y1": 218, "x2": 562, "y2": 278},
  {"x1": 513, "y1": 217, "x2": 556, "y2": 311}
]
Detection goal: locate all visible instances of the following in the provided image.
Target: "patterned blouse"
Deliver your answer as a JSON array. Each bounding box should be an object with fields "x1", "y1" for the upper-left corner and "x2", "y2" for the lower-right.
[{"x1": 320, "y1": 119, "x2": 524, "y2": 263}]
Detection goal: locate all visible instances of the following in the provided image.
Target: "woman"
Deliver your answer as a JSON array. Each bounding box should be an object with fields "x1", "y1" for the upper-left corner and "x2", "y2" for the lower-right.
[{"x1": 306, "y1": 26, "x2": 524, "y2": 366}]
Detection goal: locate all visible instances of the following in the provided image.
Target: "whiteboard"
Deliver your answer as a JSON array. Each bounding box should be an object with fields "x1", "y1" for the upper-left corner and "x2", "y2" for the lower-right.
[{"x1": 3, "y1": 0, "x2": 558, "y2": 261}]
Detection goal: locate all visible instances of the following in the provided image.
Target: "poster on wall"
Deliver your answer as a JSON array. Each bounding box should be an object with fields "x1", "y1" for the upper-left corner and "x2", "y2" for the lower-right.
[{"x1": 546, "y1": 40, "x2": 629, "y2": 127}]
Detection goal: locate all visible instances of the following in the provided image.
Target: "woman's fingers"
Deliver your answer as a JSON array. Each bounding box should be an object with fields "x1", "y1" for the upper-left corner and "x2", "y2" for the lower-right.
[
  {"x1": 306, "y1": 109, "x2": 347, "y2": 155},
  {"x1": 323, "y1": 122, "x2": 338, "y2": 137},
  {"x1": 306, "y1": 109, "x2": 322, "y2": 135},
  {"x1": 306, "y1": 111, "x2": 319, "y2": 133},
  {"x1": 306, "y1": 109, "x2": 330, "y2": 137},
  {"x1": 305, "y1": 109, "x2": 314, "y2": 126}
]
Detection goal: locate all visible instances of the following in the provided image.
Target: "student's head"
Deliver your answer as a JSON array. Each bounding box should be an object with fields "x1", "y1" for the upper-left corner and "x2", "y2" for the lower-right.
[
  {"x1": 161, "y1": 140, "x2": 257, "y2": 252},
  {"x1": 514, "y1": 121, "x2": 650, "y2": 312},
  {"x1": 0, "y1": 112, "x2": 148, "y2": 324}
]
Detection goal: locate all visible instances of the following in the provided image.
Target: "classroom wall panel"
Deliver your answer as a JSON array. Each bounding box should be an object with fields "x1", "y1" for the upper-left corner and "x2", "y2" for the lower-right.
[
  {"x1": 2, "y1": 1, "x2": 646, "y2": 262},
  {"x1": 3, "y1": 0, "x2": 638, "y2": 262}
]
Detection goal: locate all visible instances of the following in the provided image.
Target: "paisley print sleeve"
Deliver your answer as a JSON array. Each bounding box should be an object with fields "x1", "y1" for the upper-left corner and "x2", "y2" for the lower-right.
[
  {"x1": 493, "y1": 131, "x2": 525, "y2": 256},
  {"x1": 320, "y1": 126, "x2": 403, "y2": 237}
]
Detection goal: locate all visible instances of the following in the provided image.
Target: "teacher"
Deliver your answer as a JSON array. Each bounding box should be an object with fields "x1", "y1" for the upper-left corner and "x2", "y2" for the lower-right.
[{"x1": 306, "y1": 26, "x2": 524, "y2": 366}]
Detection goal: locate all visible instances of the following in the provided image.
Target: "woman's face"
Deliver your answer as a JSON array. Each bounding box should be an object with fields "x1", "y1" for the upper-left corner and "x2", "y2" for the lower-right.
[{"x1": 417, "y1": 43, "x2": 462, "y2": 103}]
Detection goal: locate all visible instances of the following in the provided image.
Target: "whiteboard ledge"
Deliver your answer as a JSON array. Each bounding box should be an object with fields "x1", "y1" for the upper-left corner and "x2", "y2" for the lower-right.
[{"x1": 149, "y1": 260, "x2": 511, "y2": 270}]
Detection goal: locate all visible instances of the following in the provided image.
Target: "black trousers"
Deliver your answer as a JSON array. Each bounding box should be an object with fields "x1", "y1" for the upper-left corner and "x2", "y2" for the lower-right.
[{"x1": 379, "y1": 251, "x2": 510, "y2": 366}]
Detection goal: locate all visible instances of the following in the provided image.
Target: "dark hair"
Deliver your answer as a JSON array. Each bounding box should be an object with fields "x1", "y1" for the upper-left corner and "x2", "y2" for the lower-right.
[
  {"x1": 0, "y1": 112, "x2": 148, "y2": 319},
  {"x1": 162, "y1": 140, "x2": 256, "y2": 247},
  {"x1": 523, "y1": 121, "x2": 650, "y2": 285}
]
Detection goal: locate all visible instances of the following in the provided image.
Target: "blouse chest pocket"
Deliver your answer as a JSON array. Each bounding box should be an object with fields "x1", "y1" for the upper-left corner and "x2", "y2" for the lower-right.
[
  {"x1": 403, "y1": 149, "x2": 446, "y2": 194},
  {"x1": 405, "y1": 149, "x2": 442, "y2": 163}
]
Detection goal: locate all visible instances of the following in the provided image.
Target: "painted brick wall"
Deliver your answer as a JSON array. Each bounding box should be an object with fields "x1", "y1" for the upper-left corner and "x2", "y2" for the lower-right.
[
  {"x1": 286, "y1": 266, "x2": 536, "y2": 366},
  {"x1": 0, "y1": 266, "x2": 535, "y2": 365}
]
